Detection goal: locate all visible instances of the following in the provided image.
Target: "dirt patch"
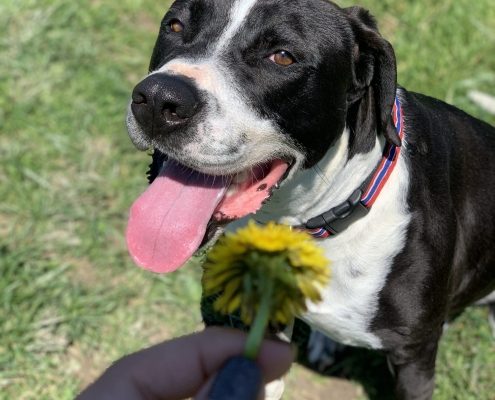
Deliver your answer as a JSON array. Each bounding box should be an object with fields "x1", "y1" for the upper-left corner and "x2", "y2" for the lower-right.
[
  {"x1": 285, "y1": 365, "x2": 362, "y2": 400},
  {"x1": 0, "y1": 213, "x2": 11, "y2": 238},
  {"x1": 67, "y1": 257, "x2": 100, "y2": 287},
  {"x1": 65, "y1": 343, "x2": 108, "y2": 391}
]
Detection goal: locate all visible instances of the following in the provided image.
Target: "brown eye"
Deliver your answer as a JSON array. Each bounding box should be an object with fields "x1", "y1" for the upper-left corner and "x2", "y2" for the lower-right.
[
  {"x1": 270, "y1": 50, "x2": 296, "y2": 66},
  {"x1": 169, "y1": 19, "x2": 184, "y2": 33}
]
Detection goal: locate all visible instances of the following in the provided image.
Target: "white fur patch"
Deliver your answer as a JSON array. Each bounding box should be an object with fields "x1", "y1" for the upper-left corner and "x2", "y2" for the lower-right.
[
  {"x1": 258, "y1": 129, "x2": 384, "y2": 225},
  {"x1": 215, "y1": 0, "x2": 259, "y2": 53},
  {"x1": 476, "y1": 290, "x2": 495, "y2": 305},
  {"x1": 138, "y1": 0, "x2": 304, "y2": 176},
  {"x1": 153, "y1": 56, "x2": 303, "y2": 175},
  {"x1": 265, "y1": 380, "x2": 285, "y2": 400},
  {"x1": 258, "y1": 132, "x2": 411, "y2": 349}
]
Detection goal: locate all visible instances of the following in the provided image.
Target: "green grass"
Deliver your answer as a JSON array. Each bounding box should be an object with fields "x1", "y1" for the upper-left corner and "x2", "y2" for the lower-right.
[{"x1": 0, "y1": 0, "x2": 494, "y2": 399}]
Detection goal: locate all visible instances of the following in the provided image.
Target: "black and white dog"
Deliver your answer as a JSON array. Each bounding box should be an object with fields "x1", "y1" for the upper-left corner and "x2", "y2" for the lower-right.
[{"x1": 125, "y1": 0, "x2": 495, "y2": 399}]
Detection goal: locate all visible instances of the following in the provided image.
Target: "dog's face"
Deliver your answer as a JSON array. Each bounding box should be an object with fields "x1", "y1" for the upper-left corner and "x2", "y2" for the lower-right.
[{"x1": 126, "y1": 0, "x2": 398, "y2": 273}]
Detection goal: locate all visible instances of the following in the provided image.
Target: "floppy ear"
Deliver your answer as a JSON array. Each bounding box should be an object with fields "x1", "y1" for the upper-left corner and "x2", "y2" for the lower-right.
[{"x1": 344, "y1": 6, "x2": 401, "y2": 147}]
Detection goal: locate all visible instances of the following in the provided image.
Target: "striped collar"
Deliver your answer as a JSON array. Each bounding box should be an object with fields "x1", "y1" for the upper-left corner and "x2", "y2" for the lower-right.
[{"x1": 304, "y1": 96, "x2": 405, "y2": 239}]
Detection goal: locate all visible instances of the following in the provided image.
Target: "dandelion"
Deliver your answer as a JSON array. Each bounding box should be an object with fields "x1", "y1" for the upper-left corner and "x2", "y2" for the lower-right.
[{"x1": 203, "y1": 221, "x2": 331, "y2": 359}]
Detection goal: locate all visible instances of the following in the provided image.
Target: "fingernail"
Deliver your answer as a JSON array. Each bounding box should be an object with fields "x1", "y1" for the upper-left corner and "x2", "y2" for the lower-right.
[{"x1": 207, "y1": 356, "x2": 262, "y2": 400}]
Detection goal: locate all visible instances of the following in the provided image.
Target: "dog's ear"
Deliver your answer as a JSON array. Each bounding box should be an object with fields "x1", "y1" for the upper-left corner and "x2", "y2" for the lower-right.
[{"x1": 344, "y1": 6, "x2": 401, "y2": 147}]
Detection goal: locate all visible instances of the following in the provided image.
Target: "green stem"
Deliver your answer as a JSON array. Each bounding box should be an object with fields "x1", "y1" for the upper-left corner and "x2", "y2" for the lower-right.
[{"x1": 244, "y1": 280, "x2": 273, "y2": 360}]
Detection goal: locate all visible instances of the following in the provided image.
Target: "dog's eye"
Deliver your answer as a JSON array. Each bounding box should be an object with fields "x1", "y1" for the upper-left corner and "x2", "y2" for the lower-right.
[
  {"x1": 269, "y1": 50, "x2": 296, "y2": 66},
  {"x1": 169, "y1": 19, "x2": 184, "y2": 33}
]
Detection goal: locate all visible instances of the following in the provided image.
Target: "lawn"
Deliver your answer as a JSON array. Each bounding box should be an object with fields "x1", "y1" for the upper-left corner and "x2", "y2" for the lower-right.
[{"x1": 0, "y1": 0, "x2": 493, "y2": 399}]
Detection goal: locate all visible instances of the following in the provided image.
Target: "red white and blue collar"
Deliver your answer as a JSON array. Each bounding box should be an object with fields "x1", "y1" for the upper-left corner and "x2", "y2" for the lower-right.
[{"x1": 304, "y1": 96, "x2": 405, "y2": 239}]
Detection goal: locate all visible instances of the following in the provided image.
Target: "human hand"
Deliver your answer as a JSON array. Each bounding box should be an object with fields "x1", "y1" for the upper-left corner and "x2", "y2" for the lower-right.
[{"x1": 76, "y1": 327, "x2": 294, "y2": 400}]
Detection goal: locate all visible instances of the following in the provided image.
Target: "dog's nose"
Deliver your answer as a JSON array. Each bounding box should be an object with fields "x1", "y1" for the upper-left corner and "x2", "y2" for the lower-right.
[{"x1": 131, "y1": 74, "x2": 201, "y2": 133}]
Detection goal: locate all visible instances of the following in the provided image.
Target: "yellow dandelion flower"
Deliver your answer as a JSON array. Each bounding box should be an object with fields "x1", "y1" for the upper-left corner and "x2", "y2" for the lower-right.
[{"x1": 202, "y1": 221, "x2": 331, "y2": 359}]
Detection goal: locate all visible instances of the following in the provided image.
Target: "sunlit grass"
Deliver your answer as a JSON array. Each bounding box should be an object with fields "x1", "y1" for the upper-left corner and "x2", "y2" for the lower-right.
[{"x1": 0, "y1": 0, "x2": 493, "y2": 398}]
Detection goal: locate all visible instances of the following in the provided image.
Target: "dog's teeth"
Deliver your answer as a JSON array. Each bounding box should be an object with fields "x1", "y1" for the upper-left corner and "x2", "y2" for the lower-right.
[{"x1": 274, "y1": 183, "x2": 280, "y2": 189}]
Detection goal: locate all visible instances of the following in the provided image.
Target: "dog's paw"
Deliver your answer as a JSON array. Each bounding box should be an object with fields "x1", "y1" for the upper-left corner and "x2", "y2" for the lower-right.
[{"x1": 264, "y1": 379, "x2": 285, "y2": 400}]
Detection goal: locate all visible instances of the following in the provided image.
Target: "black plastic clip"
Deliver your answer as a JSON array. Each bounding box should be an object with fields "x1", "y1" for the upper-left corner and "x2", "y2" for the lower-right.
[{"x1": 305, "y1": 189, "x2": 370, "y2": 235}]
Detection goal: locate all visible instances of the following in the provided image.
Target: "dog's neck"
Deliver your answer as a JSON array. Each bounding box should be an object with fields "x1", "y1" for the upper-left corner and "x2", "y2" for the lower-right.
[{"x1": 257, "y1": 128, "x2": 384, "y2": 226}]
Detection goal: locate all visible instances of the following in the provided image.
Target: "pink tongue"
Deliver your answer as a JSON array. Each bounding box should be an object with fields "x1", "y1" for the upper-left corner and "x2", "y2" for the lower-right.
[{"x1": 126, "y1": 161, "x2": 230, "y2": 274}]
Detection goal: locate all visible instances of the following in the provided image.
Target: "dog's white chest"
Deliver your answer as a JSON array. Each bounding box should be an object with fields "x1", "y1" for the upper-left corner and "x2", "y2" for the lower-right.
[
  {"x1": 301, "y1": 159, "x2": 411, "y2": 349},
  {"x1": 257, "y1": 141, "x2": 411, "y2": 349},
  {"x1": 302, "y1": 212, "x2": 409, "y2": 349}
]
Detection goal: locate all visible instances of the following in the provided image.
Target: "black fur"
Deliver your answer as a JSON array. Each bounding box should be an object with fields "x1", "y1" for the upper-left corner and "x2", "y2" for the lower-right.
[
  {"x1": 131, "y1": 1, "x2": 495, "y2": 399},
  {"x1": 147, "y1": 0, "x2": 395, "y2": 167},
  {"x1": 371, "y1": 92, "x2": 495, "y2": 398}
]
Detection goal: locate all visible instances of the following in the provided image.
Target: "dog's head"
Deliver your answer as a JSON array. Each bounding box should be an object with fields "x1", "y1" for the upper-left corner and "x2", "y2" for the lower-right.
[{"x1": 126, "y1": 0, "x2": 399, "y2": 273}]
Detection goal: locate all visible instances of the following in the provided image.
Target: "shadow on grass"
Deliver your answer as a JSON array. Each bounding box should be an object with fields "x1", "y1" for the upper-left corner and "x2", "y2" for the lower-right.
[
  {"x1": 299, "y1": 346, "x2": 395, "y2": 400},
  {"x1": 293, "y1": 320, "x2": 395, "y2": 400}
]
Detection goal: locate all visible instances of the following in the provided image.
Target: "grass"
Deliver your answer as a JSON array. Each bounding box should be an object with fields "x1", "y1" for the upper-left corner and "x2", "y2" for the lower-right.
[{"x1": 0, "y1": 0, "x2": 493, "y2": 399}]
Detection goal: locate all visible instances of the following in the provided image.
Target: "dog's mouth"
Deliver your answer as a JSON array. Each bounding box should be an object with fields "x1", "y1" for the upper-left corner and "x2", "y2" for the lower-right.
[{"x1": 126, "y1": 156, "x2": 291, "y2": 273}]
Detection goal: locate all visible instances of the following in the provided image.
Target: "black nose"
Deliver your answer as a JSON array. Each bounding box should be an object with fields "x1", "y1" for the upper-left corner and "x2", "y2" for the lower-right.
[{"x1": 131, "y1": 74, "x2": 201, "y2": 135}]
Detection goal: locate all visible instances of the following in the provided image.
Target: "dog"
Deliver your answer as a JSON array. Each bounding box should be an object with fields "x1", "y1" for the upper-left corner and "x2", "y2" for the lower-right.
[{"x1": 125, "y1": 1, "x2": 495, "y2": 399}]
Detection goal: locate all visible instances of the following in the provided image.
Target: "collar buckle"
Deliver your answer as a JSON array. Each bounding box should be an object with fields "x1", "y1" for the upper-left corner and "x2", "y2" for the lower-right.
[
  {"x1": 301, "y1": 95, "x2": 404, "y2": 239},
  {"x1": 305, "y1": 189, "x2": 369, "y2": 235}
]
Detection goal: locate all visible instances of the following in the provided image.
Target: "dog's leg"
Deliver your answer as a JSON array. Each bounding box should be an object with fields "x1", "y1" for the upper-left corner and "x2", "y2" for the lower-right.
[
  {"x1": 388, "y1": 334, "x2": 441, "y2": 400},
  {"x1": 264, "y1": 380, "x2": 286, "y2": 400}
]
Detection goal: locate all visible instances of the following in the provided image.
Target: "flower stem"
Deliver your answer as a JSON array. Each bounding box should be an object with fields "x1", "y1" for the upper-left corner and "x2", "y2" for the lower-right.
[{"x1": 244, "y1": 280, "x2": 273, "y2": 360}]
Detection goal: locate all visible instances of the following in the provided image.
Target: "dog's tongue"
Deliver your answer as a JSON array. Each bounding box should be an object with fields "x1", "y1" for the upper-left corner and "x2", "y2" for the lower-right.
[{"x1": 126, "y1": 161, "x2": 230, "y2": 274}]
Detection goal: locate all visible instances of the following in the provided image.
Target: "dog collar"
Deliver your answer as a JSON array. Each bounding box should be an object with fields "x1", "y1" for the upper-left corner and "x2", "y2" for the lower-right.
[{"x1": 303, "y1": 96, "x2": 405, "y2": 239}]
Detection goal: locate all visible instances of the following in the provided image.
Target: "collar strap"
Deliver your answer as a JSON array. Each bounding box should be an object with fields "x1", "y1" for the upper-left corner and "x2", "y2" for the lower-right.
[{"x1": 304, "y1": 96, "x2": 405, "y2": 239}]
